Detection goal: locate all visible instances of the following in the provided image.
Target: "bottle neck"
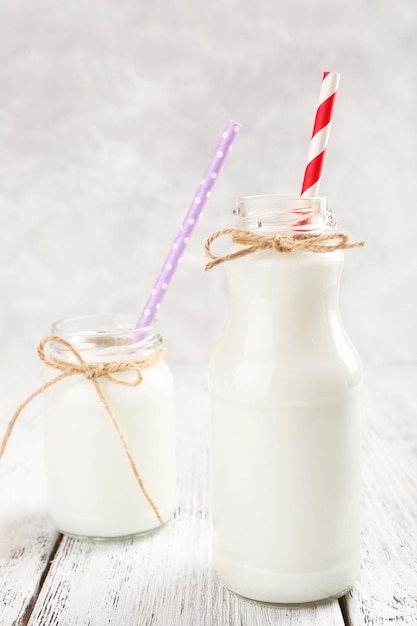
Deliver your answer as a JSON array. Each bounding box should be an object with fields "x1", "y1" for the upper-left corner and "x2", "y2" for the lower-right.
[
  {"x1": 221, "y1": 251, "x2": 344, "y2": 359},
  {"x1": 226, "y1": 247, "x2": 343, "y2": 308},
  {"x1": 223, "y1": 187, "x2": 345, "y2": 349},
  {"x1": 225, "y1": 194, "x2": 340, "y2": 328}
]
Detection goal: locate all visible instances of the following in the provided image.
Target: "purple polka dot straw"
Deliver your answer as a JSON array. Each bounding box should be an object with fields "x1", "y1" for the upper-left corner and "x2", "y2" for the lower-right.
[{"x1": 134, "y1": 120, "x2": 241, "y2": 333}]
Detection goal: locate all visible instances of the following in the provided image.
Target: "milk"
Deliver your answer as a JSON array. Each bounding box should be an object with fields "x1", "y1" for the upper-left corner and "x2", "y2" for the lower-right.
[
  {"x1": 208, "y1": 210, "x2": 363, "y2": 604},
  {"x1": 42, "y1": 315, "x2": 176, "y2": 539}
]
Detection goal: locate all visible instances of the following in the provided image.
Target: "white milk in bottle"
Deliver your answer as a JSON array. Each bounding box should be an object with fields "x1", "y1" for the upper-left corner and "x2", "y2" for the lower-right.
[
  {"x1": 208, "y1": 196, "x2": 363, "y2": 604},
  {"x1": 42, "y1": 314, "x2": 176, "y2": 539}
]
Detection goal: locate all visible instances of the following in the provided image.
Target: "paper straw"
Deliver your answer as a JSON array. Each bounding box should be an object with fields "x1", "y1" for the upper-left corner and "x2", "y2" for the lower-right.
[
  {"x1": 135, "y1": 120, "x2": 241, "y2": 332},
  {"x1": 300, "y1": 71, "x2": 340, "y2": 197}
]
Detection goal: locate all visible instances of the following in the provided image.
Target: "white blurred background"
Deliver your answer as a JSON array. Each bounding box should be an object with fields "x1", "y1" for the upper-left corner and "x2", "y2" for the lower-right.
[{"x1": 0, "y1": 0, "x2": 416, "y2": 403}]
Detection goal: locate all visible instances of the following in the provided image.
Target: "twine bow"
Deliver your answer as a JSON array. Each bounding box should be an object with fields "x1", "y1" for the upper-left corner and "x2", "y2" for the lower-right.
[
  {"x1": 0, "y1": 335, "x2": 166, "y2": 524},
  {"x1": 36, "y1": 335, "x2": 156, "y2": 386},
  {"x1": 205, "y1": 228, "x2": 364, "y2": 270}
]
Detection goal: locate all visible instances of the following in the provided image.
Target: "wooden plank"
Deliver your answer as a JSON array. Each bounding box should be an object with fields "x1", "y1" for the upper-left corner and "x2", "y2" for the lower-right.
[
  {"x1": 27, "y1": 366, "x2": 345, "y2": 626},
  {"x1": 344, "y1": 363, "x2": 417, "y2": 625},
  {"x1": 0, "y1": 401, "x2": 61, "y2": 625}
]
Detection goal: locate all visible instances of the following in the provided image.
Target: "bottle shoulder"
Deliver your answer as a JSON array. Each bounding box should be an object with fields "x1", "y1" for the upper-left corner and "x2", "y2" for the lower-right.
[{"x1": 209, "y1": 337, "x2": 362, "y2": 406}]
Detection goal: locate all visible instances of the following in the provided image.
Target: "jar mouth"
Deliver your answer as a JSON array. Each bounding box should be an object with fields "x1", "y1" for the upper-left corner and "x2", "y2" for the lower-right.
[
  {"x1": 235, "y1": 196, "x2": 333, "y2": 234},
  {"x1": 50, "y1": 314, "x2": 161, "y2": 362}
]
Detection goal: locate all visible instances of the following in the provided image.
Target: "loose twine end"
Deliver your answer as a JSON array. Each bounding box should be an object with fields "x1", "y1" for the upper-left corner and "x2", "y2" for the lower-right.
[
  {"x1": 1, "y1": 335, "x2": 166, "y2": 525},
  {"x1": 205, "y1": 228, "x2": 364, "y2": 270}
]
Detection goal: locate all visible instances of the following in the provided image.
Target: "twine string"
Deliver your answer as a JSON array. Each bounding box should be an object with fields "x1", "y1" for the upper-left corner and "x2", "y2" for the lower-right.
[
  {"x1": 205, "y1": 228, "x2": 364, "y2": 270},
  {"x1": 0, "y1": 335, "x2": 165, "y2": 525}
]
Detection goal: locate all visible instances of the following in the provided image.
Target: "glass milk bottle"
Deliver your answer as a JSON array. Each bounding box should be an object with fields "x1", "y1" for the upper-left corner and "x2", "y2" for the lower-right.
[
  {"x1": 208, "y1": 196, "x2": 363, "y2": 605},
  {"x1": 42, "y1": 314, "x2": 176, "y2": 539}
]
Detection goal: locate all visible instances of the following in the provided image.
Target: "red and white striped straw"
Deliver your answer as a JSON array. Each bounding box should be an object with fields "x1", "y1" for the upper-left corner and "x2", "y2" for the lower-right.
[{"x1": 300, "y1": 71, "x2": 340, "y2": 197}]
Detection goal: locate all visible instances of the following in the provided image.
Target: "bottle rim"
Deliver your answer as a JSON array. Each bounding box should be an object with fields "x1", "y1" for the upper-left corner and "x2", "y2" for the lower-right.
[
  {"x1": 50, "y1": 314, "x2": 162, "y2": 362},
  {"x1": 234, "y1": 195, "x2": 333, "y2": 234}
]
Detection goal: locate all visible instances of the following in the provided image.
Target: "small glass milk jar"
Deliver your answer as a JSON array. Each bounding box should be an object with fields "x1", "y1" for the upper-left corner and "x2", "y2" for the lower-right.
[
  {"x1": 208, "y1": 196, "x2": 363, "y2": 605},
  {"x1": 42, "y1": 314, "x2": 176, "y2": 540}
]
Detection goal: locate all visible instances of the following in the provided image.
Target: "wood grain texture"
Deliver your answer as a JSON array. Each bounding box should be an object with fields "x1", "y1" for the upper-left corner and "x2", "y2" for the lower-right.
[
  {"x1": 2, "y1": 364, "x2": 417, "y2": 625},
  {"x1": 25, "y1": 367, "x2": 344, "y2": 626},
  {"x1": 344, "y1": 363, "x2": 417, "y2": 625},
  {"x1": 0, "y1": 407, "x2": 60, "y2": 625}
]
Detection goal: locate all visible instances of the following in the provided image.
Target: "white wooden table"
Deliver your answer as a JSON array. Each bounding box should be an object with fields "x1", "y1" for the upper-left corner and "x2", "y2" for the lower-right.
[{"x1": 1, "y1": 364, "x2": 416, "y2": 625}]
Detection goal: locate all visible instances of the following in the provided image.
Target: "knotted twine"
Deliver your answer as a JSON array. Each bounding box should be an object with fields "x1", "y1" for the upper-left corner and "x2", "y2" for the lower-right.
[
  {"x1": 205, "y1": 228, "x2": 364, "y2": 270},
  {"x1": 0, "y1": 335, "x2": 165, "y2": 524}
]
